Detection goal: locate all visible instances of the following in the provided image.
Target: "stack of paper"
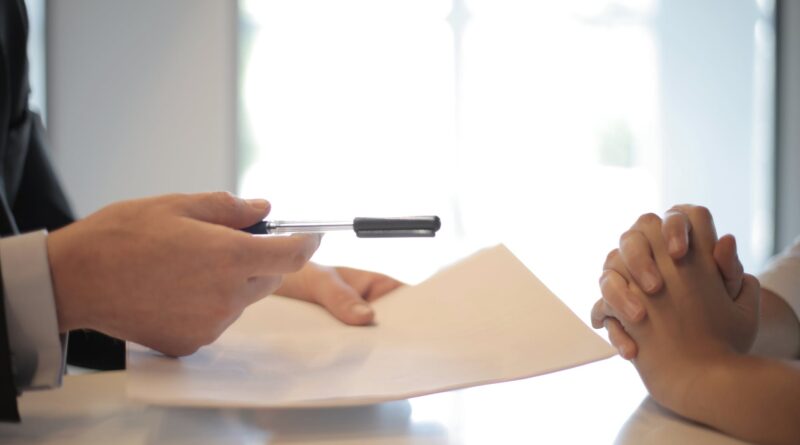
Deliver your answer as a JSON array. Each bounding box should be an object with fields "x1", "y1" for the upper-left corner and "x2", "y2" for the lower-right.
[{"x1": 127, "y1": 245, "x2": 614, "y2": 407}]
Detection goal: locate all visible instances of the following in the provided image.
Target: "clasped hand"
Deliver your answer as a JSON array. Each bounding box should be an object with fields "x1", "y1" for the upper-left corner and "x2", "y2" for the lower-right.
[{"x1": 591, "y1": 205, "x2": 760, "y2": 408}]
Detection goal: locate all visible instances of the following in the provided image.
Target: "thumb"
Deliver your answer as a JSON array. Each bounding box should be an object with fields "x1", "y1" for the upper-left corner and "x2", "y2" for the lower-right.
[
  {"x1": 733, "y1": 273, "x2": 760, "y2": 353},
  {"x1": 178, "y1": 192, "x2": 270, "y2": 228},
  {"x1": 714, "y1": 234, "x2": 744, "y2": 300},
  {"x1": 735, "y1": 273, "x2": 761, "y2": 318}
]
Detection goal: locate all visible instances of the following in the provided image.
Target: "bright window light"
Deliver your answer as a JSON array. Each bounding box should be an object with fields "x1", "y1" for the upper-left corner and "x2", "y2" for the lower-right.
[{"x1": 238, "y1": 0, "x2": 773, "y2": 441}]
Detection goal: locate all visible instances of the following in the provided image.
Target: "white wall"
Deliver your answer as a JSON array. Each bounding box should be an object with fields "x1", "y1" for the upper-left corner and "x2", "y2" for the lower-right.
[
  {"x1": 777, "y1": 0, "x2": 800, "y2": 250},
  {"x1": 47, "y1": 0, "x2": 237, "y2": 217},
  {"x1": 656, "y1": 0, "x2": 774, "y2": 270}
]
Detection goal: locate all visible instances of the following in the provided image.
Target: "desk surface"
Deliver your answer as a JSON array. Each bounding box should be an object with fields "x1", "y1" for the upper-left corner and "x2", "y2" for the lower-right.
[{"x1": 0, "y1": 357, "x2": 749, "y2": 445}]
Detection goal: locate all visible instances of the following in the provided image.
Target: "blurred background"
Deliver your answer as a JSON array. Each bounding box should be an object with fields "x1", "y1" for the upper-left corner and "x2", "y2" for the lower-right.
[
  {"x1": 29, "y1": 1, "x2": 800, "y2": 441},
  {"x1": 36, "y1": 0, "x2": 800, "y2": 317}
]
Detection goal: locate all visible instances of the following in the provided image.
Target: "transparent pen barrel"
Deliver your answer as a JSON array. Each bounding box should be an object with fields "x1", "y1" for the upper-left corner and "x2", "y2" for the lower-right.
[{"x1": 266, "y1": 221, "x2": 353, "y2": 234}]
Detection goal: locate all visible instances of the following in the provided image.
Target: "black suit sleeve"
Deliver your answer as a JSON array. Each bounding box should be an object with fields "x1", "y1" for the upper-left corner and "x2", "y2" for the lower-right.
[
  {"x1": 0, "y1": 259, "x2": 20, "y2": 422},
  {"x1": 10, "y1": 113, "x2": 73, "y2": 233},
  {"x1": 9, "y1": 114, "x2": 126, "y2": 372},
  {"x1": 0, "y1": 2, "x2": 123, "y2": 409}
]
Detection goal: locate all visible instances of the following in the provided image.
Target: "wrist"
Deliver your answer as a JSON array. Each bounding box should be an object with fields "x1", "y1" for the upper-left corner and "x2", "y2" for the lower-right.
[
  {"x1": 636, "y1": 340, "x2": 738, "y2": 414},
  {"x1": 46, "y1": 227, "x2": 89, "y2": 332},
  {"x1": 666, "y1": 350, "x2": 742, "y2": 420}
]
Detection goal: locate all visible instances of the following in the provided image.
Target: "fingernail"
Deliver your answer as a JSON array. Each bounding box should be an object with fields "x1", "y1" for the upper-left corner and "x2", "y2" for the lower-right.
[
  {"x1": 246, "y1": 199, "x2": 269, "y2": 210},
  {"x1": 668, "y1": 237, "x2": 682, "y2": 255},
  {"x1": 351, "y1": 303, "x2": 373, "y2": 317},
  {"x1": 642, "y1": 271, "x2": 659, "y2": 293}
]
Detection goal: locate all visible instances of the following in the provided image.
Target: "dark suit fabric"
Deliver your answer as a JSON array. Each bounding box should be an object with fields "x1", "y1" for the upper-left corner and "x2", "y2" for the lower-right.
[{"x1": 1, "y1": 0, "x2": 124, "y2": 422}]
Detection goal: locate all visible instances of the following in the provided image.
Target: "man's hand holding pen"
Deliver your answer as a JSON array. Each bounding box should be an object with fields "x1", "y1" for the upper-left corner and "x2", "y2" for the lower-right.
[{"x1": 46, "y1": 192, "x2": 404, "y2": 357}]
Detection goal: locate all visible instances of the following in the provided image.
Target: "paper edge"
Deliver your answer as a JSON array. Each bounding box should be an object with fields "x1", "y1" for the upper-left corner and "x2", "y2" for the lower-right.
[
  {"x1": 126, "y1": 243, "x2": 618, "y2": 408},
  {"x1": 126, "y1": 349, "x2": 616, "y2": 409}
]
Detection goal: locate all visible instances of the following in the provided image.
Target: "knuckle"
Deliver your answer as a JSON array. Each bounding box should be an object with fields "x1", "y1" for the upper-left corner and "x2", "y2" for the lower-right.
[
  {"x1": 690, "y1": 205, "x2": 713, "y2": 223},
  {"x1": 600, "y1": 286, "x2": 624, "y2": 311},
  {"x1": 212, "y1": 191, "x2": 240, "y2": 210},
  {"x1": 598, "y1": 268, "x2": 615, "y2": 285},
  {"x1": 604, "y1": 249, "x2": 626, "y2": 274},
  {"x1": 668, "y1": 203, "x2": 691, "y2": 214},
  {"x1": 604, "y1": 249, "x2": 620, "y2": 267},
  {"x1": 618, "y1": 230, "x2": 636, "y2": 246},
  {"x1": 618, "y1": 231, "x2": 645, "y2": 257},
  {"x1": 636, "y1": 212, "x2": 662, "y2": 227}
]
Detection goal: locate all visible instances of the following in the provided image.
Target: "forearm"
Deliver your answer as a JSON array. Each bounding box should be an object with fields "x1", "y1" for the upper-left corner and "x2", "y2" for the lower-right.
[
  {"x1": 678, "y1": 354, "x2": 800, "y2": 445},
  {"x1": 750, "y1": 289, "x2": 800, "y2": 359}
]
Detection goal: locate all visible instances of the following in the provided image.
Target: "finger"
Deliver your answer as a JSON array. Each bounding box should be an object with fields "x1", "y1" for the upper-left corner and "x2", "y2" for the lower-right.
[
  {"x1": 602, "y1": 249, "x2": 635, "y2": 287},
  {"x1": 735, "y1": 273, "x2": 761, "y2": 318},
  {"x1": 334, "y1": 267, "x2": 405, "y2": 301},
  {"x1": 604, "y1": 318, "x2": 639, "y2": 359},
  {"x1": 618, "y1": 229, "x2": 663, "y2": 294},
  {"x1": 599, "y1": 269, "x2": 646, "y2": 323},
  {"x1": 179, "y1": 192, "x2": 271, "y2": 229},
  {"x1": 714, "y1": 234, "x2": 744, "y2": 299},
  {"x1": 364, "y1": 277, "x2": 405, "y2": 302},
  {"x1": 592, "y1": 298, "x2": 608, "y2": 329},
  {"x1": 309, "y1": 274, "x2": 376, "y2": 326},
  {"x1": 662, "y1": 208, "x2": 691, "y2": 259},
  {"x1": 241, "y1": 275, "x2": 284, "y2": 305},
  {"x1": 243, "y1": 234, "x2": 322, "y2": 275},
  {"x1": 603, "y1": 249, "x2": 628, "y2": 279},
  {"x1": 591, "y1": 298, "x2": 613, "y2": 328},
  {"x1": 673, "y1": 204, "x2": 717, "y2": 254},
  {"x1": 629, "y1": 212, "x2": 678, "y2": 271}
]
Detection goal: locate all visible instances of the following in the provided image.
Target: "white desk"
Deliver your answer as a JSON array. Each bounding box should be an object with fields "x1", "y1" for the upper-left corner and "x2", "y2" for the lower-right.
[{"x1": 0, "y1": 357, "x2": 749, "y2": 444}]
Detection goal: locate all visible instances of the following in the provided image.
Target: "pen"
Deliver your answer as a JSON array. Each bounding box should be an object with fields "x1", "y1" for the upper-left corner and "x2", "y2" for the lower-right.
[{"x1": 241, "y1": 216, "x2": 441, "y2": 238}]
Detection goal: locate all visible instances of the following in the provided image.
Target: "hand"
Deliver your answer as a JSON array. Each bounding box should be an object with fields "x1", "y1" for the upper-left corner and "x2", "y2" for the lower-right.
[
  {"x1": 277, "y1": 263, "x2": 405, "y2": 325},
  {"x1": 604, "y1": 209, "x2": 760, "y2": 411},
  {"x1": 591, "y1": 205, "x2": 745, "y2": 359},
  {"x1": 47, "y1": 192, "x2": 321, "y2": 356}
]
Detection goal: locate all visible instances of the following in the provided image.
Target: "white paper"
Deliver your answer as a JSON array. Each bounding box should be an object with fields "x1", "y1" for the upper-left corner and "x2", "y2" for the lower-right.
[{"x1": 126, "y1": 245, "x2": 615, "y2": 408}]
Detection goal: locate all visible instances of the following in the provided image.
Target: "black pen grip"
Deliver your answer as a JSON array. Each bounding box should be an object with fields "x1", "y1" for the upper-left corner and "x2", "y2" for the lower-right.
[
  {"x1": 241, "y1": 221, "x2": 268, "y2": 234},
  {"x1": 353, "y1": 216, "x2": 441, "y2": 238}
]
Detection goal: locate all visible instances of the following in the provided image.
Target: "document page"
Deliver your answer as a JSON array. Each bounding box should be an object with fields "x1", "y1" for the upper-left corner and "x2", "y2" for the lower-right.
[{"x1": 127, "y1": 245, "x2": 615, "y2": 407}]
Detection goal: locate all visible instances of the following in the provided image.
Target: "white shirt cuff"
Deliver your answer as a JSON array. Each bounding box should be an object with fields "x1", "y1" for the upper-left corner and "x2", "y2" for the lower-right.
[
  {"x1": 758, "y1": 237, "x2": 800, "y2": 325},
  {"x1": 0, "y1": 230, "x2": 65, "y2": 390}
]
